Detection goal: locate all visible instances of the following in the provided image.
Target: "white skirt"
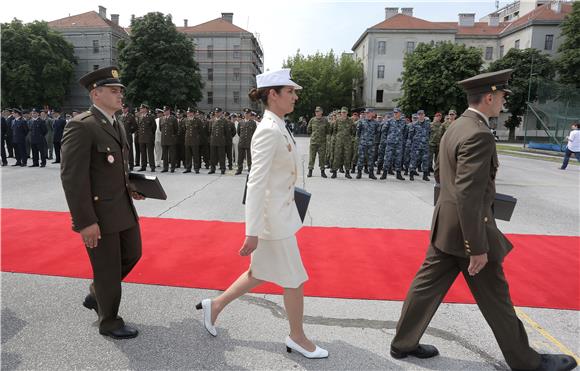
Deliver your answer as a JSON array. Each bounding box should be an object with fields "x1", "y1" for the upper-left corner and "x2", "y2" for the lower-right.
[{"x1": 250, "y1": 235, "x2": 308, "y2": 289}]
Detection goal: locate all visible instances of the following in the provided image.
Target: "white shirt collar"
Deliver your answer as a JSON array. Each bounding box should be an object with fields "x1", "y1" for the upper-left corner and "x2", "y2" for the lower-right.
[
  {"x1": 93, "y1": 104, "x2": 115, "y2": 126},
  {"x1": 467, "y1": 107, "x2": 489, "y2": 127},
  {"x1": 263, "y1": 109, "x2": 285, "y2": 128}
]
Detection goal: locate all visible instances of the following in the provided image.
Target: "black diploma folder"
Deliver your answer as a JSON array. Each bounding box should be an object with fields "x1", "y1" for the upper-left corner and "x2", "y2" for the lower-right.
[
  {"x1": 434, "y1": 184, "x2": 516, "y2": 221},
  {"x1": 242, "y1": 176, "x2": 311, "y2": 222},
  {"x1": 129, "y1": 172, "x2": 167, "y2": 200}
]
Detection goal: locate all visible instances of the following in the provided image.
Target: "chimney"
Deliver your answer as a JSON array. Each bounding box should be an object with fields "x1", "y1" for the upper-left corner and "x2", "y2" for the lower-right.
[
  {"x1": 111, "y1": 14, "x2": 119, "y2": 25},
  {"x1": 131, "y1": 14, "x2": 135, "y2": 23},
  {"x1": 221, "y1": 12, "x2": 233, "y2": 23},
  {"x1": 488, "y1": 13, "x2": 499, "y2": 27},
  {"x1": 184, "y1": 19, "x2": 188, "y2": 27},
  {"x1": 458, "y1": 13, "x2": 475, "y2": 27},
  {"x1": 401, "y1": 8, "x2": 413, "y2": 17},
  {"x1": 98, "y1": 6, "x2": 107, "y2": 19},
  {"x1": 385, "y1": 7, "x2": 399, "y2": 19},
  {"x1": 550, "y1": 0, "x2": 561, "y2": 13}
]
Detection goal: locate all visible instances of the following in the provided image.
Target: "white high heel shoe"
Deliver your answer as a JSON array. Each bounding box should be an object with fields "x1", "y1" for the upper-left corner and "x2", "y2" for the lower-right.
[
  {"x1": 195, "y1": 299, "x2": 217, "y2": 337},
  {"x1": 285, "y1": 336, "x2": 328, "y2": 359}
]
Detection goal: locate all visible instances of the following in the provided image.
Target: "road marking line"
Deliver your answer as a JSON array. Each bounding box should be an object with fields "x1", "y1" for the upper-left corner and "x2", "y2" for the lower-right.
[{"x1": 515, "y1": 307, "x2": 580, "y2": 363}]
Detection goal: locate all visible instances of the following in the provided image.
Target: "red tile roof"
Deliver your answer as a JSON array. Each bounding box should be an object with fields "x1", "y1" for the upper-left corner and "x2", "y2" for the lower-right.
[
  {"x1": 437, "y1": 21, "x2": 509, "y2": 36},
  {"x1": 371, "y1": 14, "x2": 455, "y2": 31},
  {"x1": 178, "y1": 18, "x2": 249, "y2": 34},
  {"x1": 501, "y1": 2, "x2": 572, "y2": 34},
  {"x1": 48, "y1": 11, "x2": 126, "y2": 34}
]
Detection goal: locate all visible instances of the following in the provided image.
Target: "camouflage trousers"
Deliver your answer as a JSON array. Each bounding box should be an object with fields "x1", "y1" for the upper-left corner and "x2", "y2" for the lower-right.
[
  {"x1": 403, "y1": 143, "x2": 411, "y2": 169},
  {"x1": 383, "y1": 141, "x2": 404, "y2": 171},
  {"x1": 409, "y1": 145, "x2": 430, "y2": 173},
  {"x1": 377, "y1": 141, "x2": 388, "y2": 169},
  {"x1": 351, "y1": 138, "x2": 359, "y2": 168},
  {"x1": 325, "y1": 136, "x2": 334, "y2": 167},
  {"x1": 332, "y1": 138, "x2": 352, "y2": 171},
  {"x1": 308, "y1": 142, "x2": 326, "y2": 170},
  {"x1": 430, "y1": 145, "x2": 439, "y2": 170},
  {"x1": 357, "y1": 143, "x2": 375, "y2": 171}
]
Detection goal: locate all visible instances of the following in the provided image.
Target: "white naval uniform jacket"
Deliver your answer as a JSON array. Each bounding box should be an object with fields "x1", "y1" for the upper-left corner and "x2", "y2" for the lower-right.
[{"x1": 245, "y1": 109, "x2": 302, "y2": 240}]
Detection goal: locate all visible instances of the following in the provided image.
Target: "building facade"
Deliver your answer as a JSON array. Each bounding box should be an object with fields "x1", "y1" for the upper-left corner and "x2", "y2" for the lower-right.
[
  {"x1": 352, "y1": 1, "x2": 572, "y2": 112},
  {"x1": 48, "y1": 6, "x2": 128, "y2": 111},
  {"x1": 178, "y1": 13, "x2": 264, "y2": 113}
]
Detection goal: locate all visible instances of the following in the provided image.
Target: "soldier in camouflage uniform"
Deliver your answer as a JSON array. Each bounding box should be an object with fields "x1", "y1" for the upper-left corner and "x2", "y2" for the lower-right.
[
  {"x1": 379, "y1": 108, "x2": 407, "y2": 180},
  {"x1": 429, "y1": 112, "x2": 444, "y2": 173},
  {"x1": 326, "y1": 112, "x2": 337, "y2": 169},
  {"x1": 235, "y1": 108, "x2": 257, "y2": 175},
  {"x1": 441, "y1": 109, "x2": 457, "y2": 137},
  {"x1": 407, "y1": 110, "x2": 431, "y2": 181},
  {"x1": 136, "y1": 103, "x2": 156, "y2": 172},
  {"x1": 356, "y1": 108, "x2": 379, "y2": 179},
  {"x1": 182, "y1": 108, "x2": 202, "y2": 173},
  {"x1": 402, "y1": 114, "x2": 416, "y2": 174},
  {"x1": 160, "y1": 106, "x2": 179, "y2": 173},
  {"x1": 307, "y1": 106, "x2": 328, "y2": 178},
  {"x1": 376, "y1": 111, "x2": 393, "y2": 174},
  {"x1": 350, "y1": 111, "x2": 360, "y2": 172},
  {"x1": 208, "y1": 107, "x2": 228, "y2": 174},
  {"x1": 331, "y1": 107, "x2": 355, "y2": 179}
]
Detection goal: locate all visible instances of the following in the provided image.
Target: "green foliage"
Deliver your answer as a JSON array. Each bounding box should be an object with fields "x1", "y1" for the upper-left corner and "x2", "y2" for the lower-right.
[
  {"x1": 118, "y1": 12, "x2": 203, "y2": 109},
  {"x1": 488, "y1": 48, "x2": 555, "y2": 135},
  {"x1": 557, "y1": 1, "x2": 580, "y2": 88},
  {"x1": 1, "y1": 19, "x2": 75, "y2": 108},
  {"x1": 397, "y1": 42, "x2": 483, "y2": 116},
  {"x1": 283, "y1": 50, "x2": 363, "y2": 120}
]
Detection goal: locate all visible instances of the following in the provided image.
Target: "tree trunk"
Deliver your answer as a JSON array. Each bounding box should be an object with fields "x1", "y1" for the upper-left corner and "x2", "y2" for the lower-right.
[{"x1": 509, "y1": 127, "x2": 516, "y2": 141}]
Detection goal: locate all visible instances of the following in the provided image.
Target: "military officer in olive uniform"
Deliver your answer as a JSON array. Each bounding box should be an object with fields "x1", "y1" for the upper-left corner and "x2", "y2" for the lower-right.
[
  {"x1": 137, "y1": 103, "x2": 156, "y2": 172},
  {"x1": 60, "y1": 66, "x2": 145, "y2": 340},
  {"x1": 209, "y1": 107, "x2": 228, "y2": 174},
  {"x1": 331, "y1": 107, "x2": 355, "y2": 179},
  {"x1": 224, "y1": 113, "x2": 236, "y2": 170},
  {"x1": 307, "y1": 106, "x2": 328, "y2": 178},
  {"x1": 119, "y1": 103, "x2": 137, "y2": 170},
  {"x1": 182, "y1": 108, "x2": 202, "y2": 173},
  {"x1": 390, "y1": 69, "x2": 577, "y2": 371},
  {"x1": 236, "y1": 108, "x2": 257, "y2": 175},
  {"x1": 199, "y1": 112, "x2": 210, "y2": 169},
  {"x1": 429, "y1": 112, "x2": 444, "y2": 172},
  {"x1": 160, "y1": 106, "x2": 178, "y2": 172}
]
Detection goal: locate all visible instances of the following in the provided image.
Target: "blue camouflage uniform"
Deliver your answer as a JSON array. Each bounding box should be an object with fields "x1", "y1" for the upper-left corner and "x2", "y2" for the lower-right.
[
  {"x1": 409, "y1": 117, "x2": 431, "y2": 173},
  {"x1": 356, "y1": 117, "x2": 379, "y2": 171},
  {"x1": 382, "y1": 117, "x2": 408, "y2": 171},
  {"x1": 376, "y1": 113, "x2": 393, "y2": 170}
]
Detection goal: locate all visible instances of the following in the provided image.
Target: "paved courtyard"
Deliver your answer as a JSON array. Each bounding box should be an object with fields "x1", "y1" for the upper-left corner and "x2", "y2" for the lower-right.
[{"x1": 1, "y1": 137, "x2": 579, "y2": 370}]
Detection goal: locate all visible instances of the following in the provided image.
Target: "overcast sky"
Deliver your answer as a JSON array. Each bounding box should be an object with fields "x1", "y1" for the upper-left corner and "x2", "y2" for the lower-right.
[{"x1": 2, "y1": 0, "x2": 512, "y2": 71}]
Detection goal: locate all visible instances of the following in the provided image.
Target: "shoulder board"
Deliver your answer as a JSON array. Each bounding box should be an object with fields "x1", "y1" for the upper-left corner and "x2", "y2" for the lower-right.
[{"x1": 76, "y1": 111, "x2": 94, "y2": 121}]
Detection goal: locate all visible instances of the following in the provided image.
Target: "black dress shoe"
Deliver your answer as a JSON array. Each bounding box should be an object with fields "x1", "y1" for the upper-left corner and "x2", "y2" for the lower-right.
[
  {"x1": 208, "y1": 169, "x2": 216, "y2": 174},
  {"x1": 52, "y1": 161, "x2": 60, "y2": 164},
  {"x1": 29, "y1": 164, "x2": 39, "y2": 167},
  {"x1": 82, "y1": 294, "x2": 98, "y2": 314},
  {"x1": 512, "y1": 354, "x2": 577, "y2": 371},
  {"x1": 138, "y1": 167, "x2": 146, "y2": 171},
  {"x1": 390, "y1": 344, "x2": 439, "y2": 359},
  {"x1": 183, "y1": 169, "x2": 191, "y2": 173},
  {"x1": 161, "y1": 169, "x2": 168, "y2": 173},
  {"x1": 99, "y1": 325, "x2": 139, "y2": 339}
]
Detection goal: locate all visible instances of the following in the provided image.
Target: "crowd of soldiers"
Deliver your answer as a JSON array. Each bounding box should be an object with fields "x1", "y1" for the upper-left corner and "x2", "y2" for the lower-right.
[
  {"x1": 1, "y1": 107, "x2": 70, "y2": 167},
  {"x1": 118, "y1": 104, "x2": 258, "y2": 175},
  {"x1": 306, "y1": 106, "x2": 457, "y2": 181}
]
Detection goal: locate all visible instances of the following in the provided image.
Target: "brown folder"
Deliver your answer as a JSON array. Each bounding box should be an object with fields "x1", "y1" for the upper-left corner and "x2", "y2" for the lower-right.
[
  {"x1": 129, "y1": 172, "x2": 167, "y2": 200},
  {"x1": 434, "y1": 184, "x2": 516, "y2": 221}
]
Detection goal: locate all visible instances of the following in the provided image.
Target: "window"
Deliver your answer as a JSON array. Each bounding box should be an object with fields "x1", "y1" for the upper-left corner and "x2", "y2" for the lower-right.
[
  {"x1": 207, "y1": 92, "x2": 213, "y2": 105},
  {"x1": 406, "y1": 41, "x2": 415, "y2": 54},
  {"x1": 544, "y1": 34, "x2": 554, "y2": 50},
  {"x1": 208, "y1": 68, "x2": 213, "y2": 81},
  {"x1": 207, "y1": 45, "x2": 213, "y2": 59},
  {"x1": 376, "y1": 90, "x2": 384, "y2": 103},
  {"x1": 233, "y1": 45, "x2": 240, "y2": 59},
  {"x1": 93, "y1": 64, "x2": 100, "y2": 71},
  {"x1": 377, "y1": 41, "x2": 386, "y2": 55},
  {"x1": 92, "y1": 40, "x2": 99, "y2": 53},
  {"x1": 514, "y1": 39, "x2": 520, "y2": 49},
  {"x1": 499, "y1": 45, "x2": 505, "y2": 58},
  {"x1": 233, "y1": 91, "x2": 240, "y2": 104},
  {"x1": 233, "y1": 68, "x2": 240, "y2": 81},
  {"x1": 377, "y1": 65, "x2": 385, "y2": 79},
  {"x1": 485, "y1": 47, "x2": 493, "y2": 60}
]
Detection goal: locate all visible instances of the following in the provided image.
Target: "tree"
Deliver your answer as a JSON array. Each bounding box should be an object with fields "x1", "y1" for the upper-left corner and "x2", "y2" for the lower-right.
[
  {"x1": 118, "y1": 12, "x2": 202, "y2": 109},
  {"x1": 397, "y1": 42, "x2": 483, "y2": 116},
  {"x1": 1, "y1": 19, "x2": 75, "y2": 108},
  {"x1": 488, "y1": 48, "x2": 555, "y2": 140},
  {"x1": 556, "y1": 1, "x2": 580, "y2": 88},
  {"x1": 283, "y1": 50, "x2": 363, "y2": 120}
]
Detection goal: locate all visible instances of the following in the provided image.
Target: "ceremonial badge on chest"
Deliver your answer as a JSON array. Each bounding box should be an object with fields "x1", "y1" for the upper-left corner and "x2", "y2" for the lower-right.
[
  {"x1": 287, "y1": 143, "x2": 292, "y2": 152},
  {"x1": 107, "y1": 154, "x2": 115, "y2": 164}
]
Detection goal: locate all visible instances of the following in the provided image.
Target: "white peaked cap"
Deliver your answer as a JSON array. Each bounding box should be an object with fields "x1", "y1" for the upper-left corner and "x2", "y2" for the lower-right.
[{"x1": 256, "y1": 68, "x2": 302, "y2": 90}]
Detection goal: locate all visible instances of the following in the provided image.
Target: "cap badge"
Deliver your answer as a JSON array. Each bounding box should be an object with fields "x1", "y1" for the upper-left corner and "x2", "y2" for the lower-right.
[{"x1": 112, "y1": 70, "x2": 119, "y2": 78}]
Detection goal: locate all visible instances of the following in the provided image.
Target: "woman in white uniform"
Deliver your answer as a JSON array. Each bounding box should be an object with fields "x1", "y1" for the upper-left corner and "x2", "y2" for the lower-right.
[{"x1": 196, "y1": 68, "x2": 328, "y2": 359}]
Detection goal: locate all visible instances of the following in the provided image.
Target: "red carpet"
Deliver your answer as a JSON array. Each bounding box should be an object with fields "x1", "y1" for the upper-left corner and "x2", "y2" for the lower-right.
[{"x1": 1, "y1": 208, "x2": 578, "y2": 310}]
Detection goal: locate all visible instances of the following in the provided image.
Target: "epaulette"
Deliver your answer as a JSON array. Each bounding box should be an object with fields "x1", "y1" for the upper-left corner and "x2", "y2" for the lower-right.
[{"x1": 76, "y1": 111, "x2": 94, "y2": 121}]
